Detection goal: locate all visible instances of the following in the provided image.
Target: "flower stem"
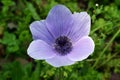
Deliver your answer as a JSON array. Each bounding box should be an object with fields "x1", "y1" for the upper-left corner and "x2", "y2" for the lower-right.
[
  {"x1": 92, "y1": 29, "x2": 120, "y2": 68},
  {"x1": 55, "y1": 67, "x2": 63, "y2": 80}
]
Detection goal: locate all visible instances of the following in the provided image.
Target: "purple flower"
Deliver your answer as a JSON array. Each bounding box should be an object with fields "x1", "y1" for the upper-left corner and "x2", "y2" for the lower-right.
[{"x1": 27, "y1": 5, "x2": 95, "y2": 67}]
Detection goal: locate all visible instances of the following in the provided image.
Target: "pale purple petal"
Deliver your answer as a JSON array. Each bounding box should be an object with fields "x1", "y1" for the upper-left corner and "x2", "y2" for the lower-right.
[
  {"x1": 68, "y1": 12, "x2": 91, "y2": 43},
  {"x1": 46, "y1": 5, "x2": 73, "y2": 38},
  {"x1": 30, "y1": 20, "x2": 55, "y2": 45},
  {"x1": 27, "y1": 40, "x2": 56, "y2": 60},
  {"x1": 68, "y1": 36, "x2": 94, "y2": 61},
  {"x1": 46, "y1": 55, "x2": 75, "y2": 67}
]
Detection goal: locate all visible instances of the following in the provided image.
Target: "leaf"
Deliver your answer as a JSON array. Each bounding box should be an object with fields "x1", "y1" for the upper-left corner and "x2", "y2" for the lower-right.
[
  {"x1": 107, "y1": 59, "x2": 120, "y2": 67},
  {"x1": 26, "y1": 2, "x2": 40, "y2": 20},
  {"x1": 1, "y1": 32, "x2": 19, "y2": 53}
]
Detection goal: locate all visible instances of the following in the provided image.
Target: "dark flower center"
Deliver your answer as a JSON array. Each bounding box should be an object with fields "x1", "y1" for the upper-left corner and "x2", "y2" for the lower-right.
[{"x1": 54, "y1": 36, "x2": 72, "y2": 56}]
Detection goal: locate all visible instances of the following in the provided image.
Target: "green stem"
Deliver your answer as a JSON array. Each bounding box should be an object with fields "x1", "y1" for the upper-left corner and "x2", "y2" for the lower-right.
[
  {"x1": 97, "y1": 52, "x2": 118, "y2": 68},
  {"x1": 55, "y1": 67, "x2": 63, "y2": 80},
  {"x1": 55, "y1": 68, "x2": 59, "y2": 80},
  {"x1": 90, "y1": 23, "x2": 111, "y2": 34},
  {"x1": 92, "y1": 29, "x2": 120, "y2": 68}
]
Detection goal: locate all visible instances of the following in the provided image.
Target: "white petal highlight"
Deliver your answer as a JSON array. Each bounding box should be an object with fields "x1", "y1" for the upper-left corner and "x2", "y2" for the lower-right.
[
  {"x1": 46, "y1": 55, "x2": 75, "y2": 67},
  {"x1": 68, "y1": 36, "x2": 95, "y2": 61},
  {"x1": 27, "y1": 40, "x2": 56, "y2": 60}
]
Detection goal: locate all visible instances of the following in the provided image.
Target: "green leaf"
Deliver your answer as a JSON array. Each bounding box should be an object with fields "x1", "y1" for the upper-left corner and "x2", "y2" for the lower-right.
[{"x1": 26, "y1": 2, "x2": 40, "y2": 20}]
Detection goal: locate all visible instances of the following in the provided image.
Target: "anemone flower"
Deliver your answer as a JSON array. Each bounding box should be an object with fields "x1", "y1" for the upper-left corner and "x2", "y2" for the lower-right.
[{"x1": 27, "y1": 5, "x2": 95, "y2": 67}]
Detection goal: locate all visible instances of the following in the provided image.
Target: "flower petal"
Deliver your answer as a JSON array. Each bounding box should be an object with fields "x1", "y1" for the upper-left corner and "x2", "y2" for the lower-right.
[
  {"x1": 46, "y1": 5, "x2": 73, "y2": 38},
  {"x1": 68, "y1": 36, "x2": 94, "y2": 61},
  {"x1": 30, "y1": 20, "x2": 55, "y2": 45},
  {"x1": 27, "y1": 40, "x2": 56, "y2": 60},
  {"x1": 46, "y1": 55, "x2": 75, "y2": 67},
  {"x1": 68, "y1": 12, "x2": 91, "y2": 42}
]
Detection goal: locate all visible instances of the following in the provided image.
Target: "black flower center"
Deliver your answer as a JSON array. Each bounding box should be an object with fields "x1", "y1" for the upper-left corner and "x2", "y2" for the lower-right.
[{"x1": 54, "y1": 36, "x2": 72, "y2": 56}]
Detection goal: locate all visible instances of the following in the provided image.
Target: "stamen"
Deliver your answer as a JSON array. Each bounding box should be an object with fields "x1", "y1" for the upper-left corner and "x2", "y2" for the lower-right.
[{"x1": 54, "y1": 36, "x2": 72, "y2": 56}]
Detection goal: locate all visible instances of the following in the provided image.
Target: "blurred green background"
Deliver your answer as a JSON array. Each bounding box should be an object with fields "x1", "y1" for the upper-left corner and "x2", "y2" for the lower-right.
[{"x1": 0, "y1": 0, "x2": 120, "y2": 80}]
